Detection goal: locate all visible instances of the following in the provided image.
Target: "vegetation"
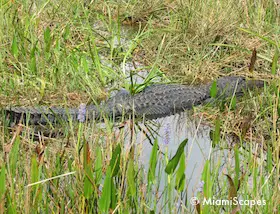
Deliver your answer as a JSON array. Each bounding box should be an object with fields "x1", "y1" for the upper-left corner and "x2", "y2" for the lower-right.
[{"x1": 0, "y1": 0, "x2": 279, "y2": 213}]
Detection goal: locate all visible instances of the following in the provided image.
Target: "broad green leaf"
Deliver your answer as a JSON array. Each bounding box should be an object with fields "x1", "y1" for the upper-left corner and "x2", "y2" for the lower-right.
[
  {"x1": 9, "y1": 137, "x2": 20, "y2": 177},
  {"x1": 127, "y1": 160, "x2": 136, "y2": 197},
  {"x1": 30, "y1": 155, "x2": 41, "y2": 204},
  {"x1": 31, "y1": 156, "x2": 39, "y2": 184},
  {"x1": 165, "y1": 139, "x2": 188, "y2": 174},
  {"x1": 230, "y1": 95, "x2": 236, "y2": 110},
  {"x1": 202, "y1": 160, "x2": 211, "y2": 198},
  {"x1": 211, "y1": 119, "x2": 221, "y2": 147},
  {"x1": 98, "y1": 166, "x2": 112, "y2": 213},
  {"x1": 109, "y1": 144, "x2": 121, "y2": 177},
  {"x1": 134, "y1": 67, "x2": 164, "y2": 94},
  {"x1": 11, "y1": 35, "x2": 18, "y2": 58},
  {"x1": 44, "y1": 27, "x2": 51, "y2": 43},
  {"x1": 44, "y1": 27, "x2": 51, "y2": 53},
  {"x1": 201, "y1": 160, "x2": 211, "y2": 213},
  {"x1": 210, "y1": 80, "x2": 217, "y2": 98},
  {"x1": 175, "y1": 152, "x2": 186, "y2": 192},
  {"x1": 111, "y1": 179, "x2": 117, "y2": 210},
  {"x1": 84, "y1": 165, "x2": 94, "y2": 199},
  {"x1": 148, "y1": 139, "x2": 158, "y2": 185}
]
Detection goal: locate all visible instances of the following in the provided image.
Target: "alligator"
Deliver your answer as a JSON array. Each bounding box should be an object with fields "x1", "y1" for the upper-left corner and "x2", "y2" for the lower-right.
[{"x1": 2, "y1": 76, "x2": 264, "y2": 126}]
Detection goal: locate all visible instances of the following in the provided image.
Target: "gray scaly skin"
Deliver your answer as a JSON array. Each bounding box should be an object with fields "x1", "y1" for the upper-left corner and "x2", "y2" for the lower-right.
[{"x1": 2, "y1": 76, "x2": 264, "y2": 126}]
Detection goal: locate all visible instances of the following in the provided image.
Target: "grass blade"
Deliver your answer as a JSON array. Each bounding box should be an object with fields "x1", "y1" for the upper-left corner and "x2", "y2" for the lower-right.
[
  {"x1": 211, "y1": 119, "x2": 221, "y2": 147},
  {"x1": 271, "y1": 48, "x2": 279, "y2": 75},
  {"x1": 44, "y1": 27, "x2": 51, "y2": 53},
  {"x1": 109, "y1": 144, "x2": 121, "y2": 177},
  {"x1": 95, "y1": 146, "x2": 102, "y2": 184},
  {"x1": 0, "y1": 166, "x2": 5, "y2": 200},
  {"x1": 239, "y1": 28, "x2": 276, "y2": 46},
  {"x1": 234, "y1": 145, "x2": 240, "y2": 190},
  {"x1": 210, "y1": 80, "x2": 217, "y2": 98}
]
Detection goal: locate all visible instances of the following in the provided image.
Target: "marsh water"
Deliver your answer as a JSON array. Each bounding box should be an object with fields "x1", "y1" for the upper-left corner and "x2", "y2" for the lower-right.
[
  {"x1": 119, "y1": 111, "x2": 213, "y2": 204},
  {"x1": 140, "y1": 114, "x2": 211, "y2": 197},
  {"x1": 98, "y1": 25, "x2": 222, "y2": 204}
]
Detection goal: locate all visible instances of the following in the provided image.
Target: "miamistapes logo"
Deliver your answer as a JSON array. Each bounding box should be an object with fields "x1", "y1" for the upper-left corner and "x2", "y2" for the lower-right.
[{"x1": 190, "y1": 196, "x2": 266, "y2": 207}]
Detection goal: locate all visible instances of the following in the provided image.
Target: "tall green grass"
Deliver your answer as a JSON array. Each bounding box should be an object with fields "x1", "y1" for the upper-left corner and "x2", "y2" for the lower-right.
[{"x1": 0, "y1": 0, "x2": 279, "y2": 213}]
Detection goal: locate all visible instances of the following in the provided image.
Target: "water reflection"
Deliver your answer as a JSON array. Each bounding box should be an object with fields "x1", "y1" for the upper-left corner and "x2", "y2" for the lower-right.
[{"x1": 124, "y1": 112, "x2": 212, "y2": 200}]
